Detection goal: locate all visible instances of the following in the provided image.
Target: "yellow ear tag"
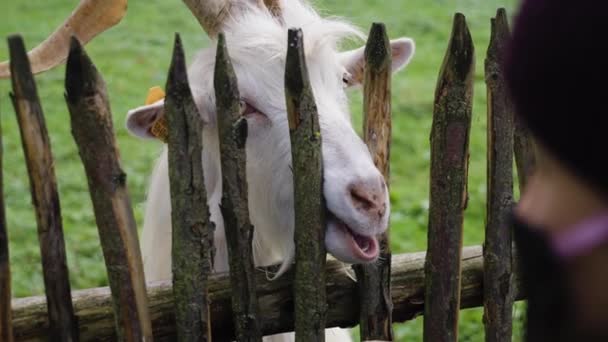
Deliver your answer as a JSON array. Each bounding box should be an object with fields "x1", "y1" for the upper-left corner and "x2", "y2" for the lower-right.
[{"x1": 146, "y1": 86, "x2": 168, "y2": 143}]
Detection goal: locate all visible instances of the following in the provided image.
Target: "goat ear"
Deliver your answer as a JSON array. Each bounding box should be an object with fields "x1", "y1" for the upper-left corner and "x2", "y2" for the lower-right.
[
  {"x1": 126, "y1": 99, "x2": 166, "y2": 140},
  {"x1": 340, "y1": 37, "x2": 415, "y2": 88}
]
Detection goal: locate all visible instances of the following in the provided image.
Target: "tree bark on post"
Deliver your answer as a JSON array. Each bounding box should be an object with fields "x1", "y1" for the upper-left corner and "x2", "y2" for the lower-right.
[
  {"x1": 65, "y1": 37, "x2": 153, "y2": 341},
  {"x1": 483, "y1": 9, "x2": 515, "y2": 342},
  {"x1": 423, "y1": 13, "x2": 474, "y2": 342},
  {"x1": 214, "y1": 33, "x2": 262, "y2": 342},
  {"x1": 0, "y1": 105, "x2": 13, "y2": 342},
  {"x1": 353, "y1": 22, "x2": 394, "y2": 341},
  {"x1": 11, "y1": 246, "x2": 525, "y2": 341},
  {"x1": 164, "y1": 34, "x2": 215, "y2": 342},
  {"x1": 285, "y1": 28, "x2": 327, "y2": 341},
  {"x1": 8, "y1": 34, "x2": 78, "y2": 342}
]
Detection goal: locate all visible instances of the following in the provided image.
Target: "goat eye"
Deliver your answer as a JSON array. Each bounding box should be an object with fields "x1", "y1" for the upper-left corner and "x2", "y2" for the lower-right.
[
  {"x1": 342, "y1": 72, "x2": 352, "y2": 87},
  {"x1": 239, "y1": 100, "x2": 256, "y2": 116},
  {"x1": 239, "y1": 99, "x2": 265, "y2": 120}
]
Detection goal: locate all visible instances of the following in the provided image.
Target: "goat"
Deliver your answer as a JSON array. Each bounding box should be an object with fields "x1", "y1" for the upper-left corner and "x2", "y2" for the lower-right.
[
  {"x1": 127, "y1": 2, "x2": 414, "y2": 340},
  {"x1": 1, "y1": 1, "x2": 414, "y2": 340}
]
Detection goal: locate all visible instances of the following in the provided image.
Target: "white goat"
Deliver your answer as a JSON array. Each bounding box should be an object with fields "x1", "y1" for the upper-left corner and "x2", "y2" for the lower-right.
[{"x1": 126, "y1": 1, "x2": 414, "y2": 340}]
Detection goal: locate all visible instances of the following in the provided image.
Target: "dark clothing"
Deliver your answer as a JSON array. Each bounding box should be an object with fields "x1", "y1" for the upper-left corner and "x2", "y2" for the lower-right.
[{"x1": 512, "y1": 213, "x2": 608, "y2": 341}]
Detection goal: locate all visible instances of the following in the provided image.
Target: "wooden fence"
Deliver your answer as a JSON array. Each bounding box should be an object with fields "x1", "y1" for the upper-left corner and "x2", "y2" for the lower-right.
[{"x1": 0, "y1": 8, "x2": 535, "y2": 342}]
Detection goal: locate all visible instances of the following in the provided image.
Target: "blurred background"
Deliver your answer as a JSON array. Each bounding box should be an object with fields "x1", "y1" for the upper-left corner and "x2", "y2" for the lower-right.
[{"x1": 0, "y1": 0, "x2": 519, "y2": 340}]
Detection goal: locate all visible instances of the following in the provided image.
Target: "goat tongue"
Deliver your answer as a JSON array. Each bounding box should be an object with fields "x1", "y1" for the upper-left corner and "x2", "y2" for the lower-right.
[{"x1": 354, "y1": 234, "x2": 372, "y2": 252}]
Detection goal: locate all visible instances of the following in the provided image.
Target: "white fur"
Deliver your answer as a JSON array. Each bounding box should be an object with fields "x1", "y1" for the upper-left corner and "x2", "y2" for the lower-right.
[{"x1": 127, "y1": 1, "x2": 414, "y2": 340}]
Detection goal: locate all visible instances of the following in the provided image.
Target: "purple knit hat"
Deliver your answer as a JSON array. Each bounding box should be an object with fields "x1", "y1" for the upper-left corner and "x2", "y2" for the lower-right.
[{"x1": 504, "y1": 0, "x2": 608, "y2": 197}]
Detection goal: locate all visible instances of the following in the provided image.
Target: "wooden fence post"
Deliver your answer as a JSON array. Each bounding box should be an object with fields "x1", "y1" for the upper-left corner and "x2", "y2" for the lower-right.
[
  {"x1": 285, "y1": 28, "x2": 327, "y2": 341},
  {"x1": 0, "y1": 104, "x2": 13, "y2": 342},
  {"x1": 424, "y1": 13, "x2": 475, "y2": 342},
  {"x1": 165, "y1": 33, "x2": 215, "y2": 342},
  {"x1": 483, "y1": 8, "x2": 515, "y2": 342},
  {"x1": 214, "y1": 33, "x2": 262, "y2": 342},
  {"x1": 8, "y1": 34, "x2": 79, "y2": 342},
  {"x1": 65, "y1": 37, "x2": 153, "y2": 341},
  {"x1": 353, "y1": 22, "x2": 394, "y2": 341}
]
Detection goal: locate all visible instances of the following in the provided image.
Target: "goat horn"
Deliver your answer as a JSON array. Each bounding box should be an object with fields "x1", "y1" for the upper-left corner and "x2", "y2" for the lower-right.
[
  {"x1": 182, "y1": 0, "x2": 282, "y2": 37},
  {"x1": 263, "y1": 0, "x2": 282, "y2": 17},
  {"x1": 0, "y1": 0, "x2": 127, "y2": 79},
  {"x1": 181, "y1": 0, "x2": 233, "y2": 38}
]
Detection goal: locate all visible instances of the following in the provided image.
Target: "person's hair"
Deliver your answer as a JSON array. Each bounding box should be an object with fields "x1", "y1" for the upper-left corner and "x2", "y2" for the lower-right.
[{"x1": 504, "y1": 0, "x2": 608, "y2": 199}]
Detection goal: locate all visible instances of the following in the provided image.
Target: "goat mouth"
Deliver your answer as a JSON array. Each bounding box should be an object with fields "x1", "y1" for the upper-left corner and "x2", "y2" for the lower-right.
[{"x1": 327, "y1": 211, "x2": 379, "y2": 262}]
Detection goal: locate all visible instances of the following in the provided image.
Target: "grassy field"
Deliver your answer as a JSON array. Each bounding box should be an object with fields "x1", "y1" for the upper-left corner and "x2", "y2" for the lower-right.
[{"x1": 0, "y1": 0, "x2": 522, "y2": 340}]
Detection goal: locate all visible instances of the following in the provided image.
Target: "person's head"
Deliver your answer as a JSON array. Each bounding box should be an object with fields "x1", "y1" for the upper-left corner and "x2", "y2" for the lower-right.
[
  {"x1": 505, "y1": 1, "x2": 608, "y2": 339},
  {"x1": 505, "y1": 0, "x2": 608, "y2": 229}
]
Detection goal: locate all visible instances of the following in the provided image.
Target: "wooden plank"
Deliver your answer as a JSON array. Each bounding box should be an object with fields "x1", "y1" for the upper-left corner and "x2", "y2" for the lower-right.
[
  {"x1": 483, "y1": 8, "x2": 515, "y2": 342},
  {"x1": 8, "y1": 34, "x2": 78, "y2": 342},
  {"x1": 285, "y1": 28, "x2": 327, "y2": 341},
  {"x1": 353, "y1": 22, "x2": 394, "y2": 341},
  {"x1": 64, "y1": 37, "x2": 152, "y2": 341},
  {"x1": 11, "y1": 246, "x2": 526, "y2": 341},
  {"x1": 423, "y1": 13, "x2": 475, "y2": 342},
  {"x1": 0, "y1": 100, "x2": 13, "y2": 342},
  {"x1": 164, "y1": 33, "x2": 215, "y2": 342}
]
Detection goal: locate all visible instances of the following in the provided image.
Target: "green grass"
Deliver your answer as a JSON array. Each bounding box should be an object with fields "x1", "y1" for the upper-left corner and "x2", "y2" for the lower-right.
[{"x1": 0, "y1": 0, "x2": 523, "y2": 340}]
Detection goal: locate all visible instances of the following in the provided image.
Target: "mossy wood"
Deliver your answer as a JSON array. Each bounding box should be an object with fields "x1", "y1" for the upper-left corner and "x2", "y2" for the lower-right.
[
  {"x1": 9, "y1": 34, "x2": 78, "y2": 342},
  {"x1": 165, "y1": 34, "x2": 215, "y2": 342},
  {"x1": 352, "y1": 22, "x2": 394, "y2": 341},
  {"x1": 11, "y1": 247, "x2": 525, "y2": 340},
  {"x1": 483, "y1": 9, "x2": 515, "y2": 342},
  {"x1": 65, "y1": 37, "x2": 152, "y2": 341},
  {"x1": 424, "y1": 13, "x2": 475, "y2": 342},
  {"x1": 215, "y1": 33, "x2": 262, "y2": 342},
  {"x1": 0, "y1": 92, "x2": 13, "y2": 342},
  {"x1": 285, "y1": 28, "x2": 327, "y2": 341}
]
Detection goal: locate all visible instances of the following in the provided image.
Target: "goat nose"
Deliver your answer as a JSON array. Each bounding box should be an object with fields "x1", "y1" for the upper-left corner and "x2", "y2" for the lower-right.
[{"x1": 349, "y1": 178, "x2": 387, "y2": 219}]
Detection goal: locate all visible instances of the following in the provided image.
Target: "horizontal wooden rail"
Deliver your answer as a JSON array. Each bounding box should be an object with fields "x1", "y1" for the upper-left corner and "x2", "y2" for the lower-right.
[{"x1": 11, "y1": 246, "x2": 523, "y2": 341}]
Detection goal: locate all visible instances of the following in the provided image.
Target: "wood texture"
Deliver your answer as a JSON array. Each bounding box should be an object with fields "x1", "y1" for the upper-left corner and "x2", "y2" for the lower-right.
[
  {"x1": 483, "y1": 9, "x2": 515, "y2": 342},
  {"x1": 165, "y1": 34, "x2": 214, "y2": 342},
  {"x1": 11, "y1": 247, "x2": 525, "y2": 341},
  {"x1": 8, "y1": 34, "x2": 78, "y2": 342},
  {"x1": 0, "y1": 99, "x2": 13, "y2": 342},
  {"x1": 214, "y1": 33, "x2": 262, "y2": 342},
  {"x1": 285, "y1": 28, "x2": 327, "y2": 341},
  {"x1": 353, "y1": 22, "x2": 394, "y2": 341},
  {"x1": 65, "y1": 37, "x2": 152, "y2": 341},
  {"x1": 424, "y1": 13, "x2": 475, "y2": 342}
]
